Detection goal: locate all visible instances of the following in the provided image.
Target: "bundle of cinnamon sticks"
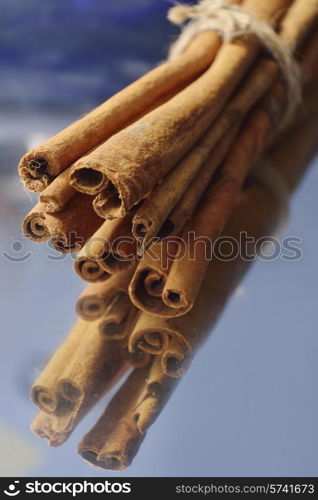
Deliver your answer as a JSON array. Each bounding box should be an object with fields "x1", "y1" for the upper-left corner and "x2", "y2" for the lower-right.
[{"x1": 21, "y1": 0, "x2": 318, "y2": 470}]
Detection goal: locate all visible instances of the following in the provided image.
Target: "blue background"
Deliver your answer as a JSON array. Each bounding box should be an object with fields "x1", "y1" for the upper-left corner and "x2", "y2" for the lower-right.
[{"x1": 0, "y1": 0, "x2": 317, "y2": 477}]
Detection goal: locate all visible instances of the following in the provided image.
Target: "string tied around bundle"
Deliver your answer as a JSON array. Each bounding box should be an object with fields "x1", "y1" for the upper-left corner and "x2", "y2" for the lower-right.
[{"x1": 168, "y1": 0, "x2": 302, "y2": 126}]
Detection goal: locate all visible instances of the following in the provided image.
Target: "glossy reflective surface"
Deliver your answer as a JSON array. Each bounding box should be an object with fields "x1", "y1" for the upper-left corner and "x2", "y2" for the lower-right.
[{"x1": 0, "y1": 0, "x2": 317, "y2": 477}]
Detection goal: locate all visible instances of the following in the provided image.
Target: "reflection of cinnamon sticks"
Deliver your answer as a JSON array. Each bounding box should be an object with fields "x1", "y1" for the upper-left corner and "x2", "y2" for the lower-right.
[
  {"x1": 31, "y1": 320, "x2": 129, "y2": 440},
  {"x1": 78, "y1": 359, "x2": 177, "y2": 470},
  {"x1": 22, "y1": 194, "x2": 102, "y2": 253},
  {"x1": 98, "y1": 293, "x2": 138, "y2": 341},
  {"x1": 31, "y1": 412, "x2": 71, "y2": 447},
  {"x1": 76, "y1": 268, "x2": 134, "y2": 321},
  {"x1": 74, "y1": 216, "x2": 136, "y2": 280},
  {"x1": 78, "y1": 99, "x2": 318, "y2": 468}
]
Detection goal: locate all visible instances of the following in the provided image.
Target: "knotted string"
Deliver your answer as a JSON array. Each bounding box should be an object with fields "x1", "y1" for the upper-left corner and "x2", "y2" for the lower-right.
[{"x1": 168, "y1": 0, "x2": 302, "y2": 126}]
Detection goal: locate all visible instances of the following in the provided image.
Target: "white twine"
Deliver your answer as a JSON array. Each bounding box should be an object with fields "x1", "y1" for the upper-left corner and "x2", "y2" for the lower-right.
[
  {"x1": 168, "y1": 0, "x2": 302, "y2": 125},
  {"x1": 249, "y1": 159, "x2": 290, "y2": 234}
]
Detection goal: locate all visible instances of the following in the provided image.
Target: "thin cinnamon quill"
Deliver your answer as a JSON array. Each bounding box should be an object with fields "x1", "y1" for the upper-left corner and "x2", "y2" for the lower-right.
[
  {"x1": 129, "y1": 238, "x2": 181, "y2": 317},
  {"x1": 74, "y1": 216, "x2": 136, "y2": 281},
  {"x1": 160, "y1": 127, "x2": 240, "y2": 237},
  {"x1": 22, "y1": 194, "x2": 102, "y2": 253},
  {"x1": 31, "y1": 320, "x2": 129, "y2": 438},
  {"x1": 78, "y1": 358, "x2": 177, "y2": 470},
  {"x1": 39, "y1": 167, "x2": 76, "y2": 213},
  {"x1": 70, "y1": 0, "x2": 292, "y2": 214},
  {"x1": 98, "y1": 293, "x2": 138, "y2": 341},
  {"x1": 18, "y1": 18, "x2": 233, "y2": 193},
  {"x1": 31, "y1": 412, "x2": 71, "y2": 447},
  {"x1": 132, "y1": 58, "x2": 279, "y2": 243},
  {"x1": 128, "y1": 311, "x2": 192, "y2": 378},
  {"x1": 76, "y1": 268, "x2": 134, "y2": 321}
]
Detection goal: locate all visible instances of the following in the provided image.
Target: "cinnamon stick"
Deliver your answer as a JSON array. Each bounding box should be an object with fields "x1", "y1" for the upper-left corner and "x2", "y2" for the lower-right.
[
  {"x1": 76, "y1": 268, "x2": 134, "y2": 321},
  {"x1": 160, "y1": 127, "x2": 240, "y2": 238},
  {"x1": 98, "y1": 293, "x2": 138, "y2": 341},
  {"x1": 18, "y1": 26, "x2": 229, "y2": 192},
  {"x1": 22, "y1": 194, "x2": 102, "y2": 253},
  {"x1": 70, "y1": 0, "x2": 292, "y2": 214},
  {"x1": 31, "y1": 320, "x2": 129, "y2": 438},
  {"x1": 74, "y1": 217, "x2": 136, "y2": 281},
  {"x1": 128, "y1": 311, "x2": 192, "y2": 378},
  {"x1": 39, "y1": 167, "x2": 76, "y2": 213},
  {"x1": 31, "y1": 320, "x2": 86, "y2": 416},
  {"x1": 132, "y1": 59, "x2": 278, "y2": 243},
  {"x1": 78, "y1": 358, "x2": 177, "y2": 470},
  {"x1": 129, "y1": 238, "x2": 181, "y2": 317},
  {"x1": 31, "y1": 412, "x2": 71, "y2": 447}
]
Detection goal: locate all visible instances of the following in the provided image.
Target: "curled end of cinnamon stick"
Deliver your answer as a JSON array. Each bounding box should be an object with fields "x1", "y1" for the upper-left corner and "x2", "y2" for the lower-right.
[
  {"x1": 161, "y1": 345, "x2": 190, "y2": 379},
  {"x1": 98, "y1": 292, "x2": 135, "y2": 341},
  {"x1": 70, "y1": 166, "x2": 108, "y2": 195},
  {"x1": 129, "y1": 329, "x2": 169, "y2": 356},
  {"x1": 93, "y1": 185, "x2": 124, "y2": 219},
  {"x1": 129, "y1": 268, "x2": 189, "y2": 317},
  {"x1": 76, "y1": 295, "x2": 107, "y2": 321},
  {"x1": 31, "y1": 413, "x2": 71, "y2": 447},
  {"x1": 74, "y1": 256, "x2": 111, "y2": 283},
  {"x1": 19, "y1": 153, "x2": 53, "y2": 192},
  {"x1": 162, "y1": 287, "x2": 190, "y2": 313},
  {"x1": 30, "y1": 386, "x2": 59, "y2": 414},
  {"x1": 127, "y1": 349, "x2": 152, "y2": 368},
  {"x1": 22, "y1": 210, "x2": 50, "y2": 242}
]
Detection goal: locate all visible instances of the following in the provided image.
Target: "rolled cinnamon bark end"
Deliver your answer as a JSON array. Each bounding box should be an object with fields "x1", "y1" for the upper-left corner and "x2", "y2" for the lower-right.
[
  {"x1": 74, "y1": 255, "x2": 110, "y2": 283},
  {"x1": 129, "y1": 239, "x2": 191, "y2": 317},
  {"x1": 39, "y1": 167, "x2": 76, "y2": 213},
  {"x1": 128, "y1": 312, "x2": 191, "y2": 376},
  {"x1": 70, "y1": 167, "x2": 108, "y2": 196},
  {"x1": 98, "y1": 292, "x2": 137, "y2": 341},
  {"x1": 30, "y1": 386, "x2": 59, "y2": 415},
  {"x1": 76, "y1": 268, "x2": 135, "y2": 320},
  {"x1": 19, "y1": 153, "x2": 54, "y2": 192},
  {"x1": 78, "y1": 359, "x2": 176, "y2": 470},
  {"x1": 127, "y1": 349, "x2": 152, "y2": 368},
  {"x1": 31, "y1": 413, "x2": 71, "y2": 447},
  {"x1": 129, "y1": 267, "x2": 168, "y2": 316},
  {"x1": 129, "y1": 266, "x2": 192, "y2": 318},
  {"x1": 23, "y1": 194, "x2": 103, "y2": 253},
  {"x1": 128, "y1": 312, "x2": 170, "y2": 356},
  {"x1": 76, "y1": 294, "x2": 106, "y2": 321},
  {"x1": 92, "y1": 186, "x2": 123, "y2": 219},
  {"x1": 30, "y1": 320, "x2": 87, "y2": 418},
  {"x1": 22, "y1": 205, "x2": 50, "y2": 242},
  {"x1": 75, "y1": 216, "x2": 136, "y2": 276},
  {"x1": 160, "y1": 336, "x2": 192, "y2": 379}
]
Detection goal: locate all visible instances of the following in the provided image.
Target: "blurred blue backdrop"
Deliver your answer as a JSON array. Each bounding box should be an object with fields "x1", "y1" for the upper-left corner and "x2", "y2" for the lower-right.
[{"x1": 0, "y1": 0, "x2": 317, "y2": 478}]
